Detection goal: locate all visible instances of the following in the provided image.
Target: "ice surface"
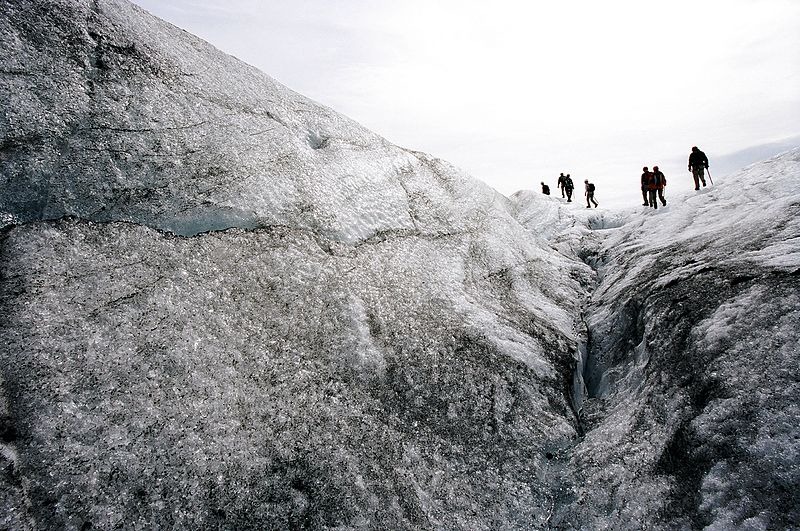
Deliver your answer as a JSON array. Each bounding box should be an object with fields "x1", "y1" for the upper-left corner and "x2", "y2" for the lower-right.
[
  {"x1": 0, "y1": 0, "x2": 421, "y2": 243},
  {"x1": 546, "y1": 148, "x2": 800, "y2": 529},
  {"x1": 1, "y1": 0, "x2": 798, "y2": 529},
  {"x1": 0, "y1": 215, "x2": 587, "y2": 529},
  {"x1": 0, "y1": 1, "x2": 591, "y2": 528}
]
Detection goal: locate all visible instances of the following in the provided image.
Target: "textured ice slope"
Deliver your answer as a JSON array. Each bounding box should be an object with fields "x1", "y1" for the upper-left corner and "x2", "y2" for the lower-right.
[
  {"x1": 1, "y1": 1, "x2": 592, "y2": 529},
  {"x1": 549, "y1": 149, "x2": 800, "y2": 530},
  {"x1": 2, "y1": 0, "x2": 479, "y2": 243},
  {"x1": 2, "y1": 0, "x2": 798, "y2": 529}
]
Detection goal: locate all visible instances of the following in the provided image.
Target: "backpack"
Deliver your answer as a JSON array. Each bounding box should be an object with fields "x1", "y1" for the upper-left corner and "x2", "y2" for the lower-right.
[
  {"x1": 565, "y1": 177, "x2": 574, "y2": 189},
  {"x1": 587, "y1": 183, "x2": 595, "y2": 193}
]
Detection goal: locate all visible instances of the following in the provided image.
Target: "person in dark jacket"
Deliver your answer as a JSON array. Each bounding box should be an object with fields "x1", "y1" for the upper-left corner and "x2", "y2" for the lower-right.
[
  {"x1": 653, "y1": 165, "x2": 667, "y2": 206},
  {"x1": 541, "y1": 182, "x2": 551, "y2": 195},
  {"x1": 584, "y1": 179, "x2": 598, "y2": 208},
  {"x1": 557, "y1": 173, "x2": 566, "y2": 197},
  {"x1": 688, "y1": 146, "x2": 709, "y2": 190},
  {"x1": 564, "y1": 174, "x2": 574, "y2": 202},
  {"x1": 640, "y1": 166, "x2": 652, "y2": 206}
]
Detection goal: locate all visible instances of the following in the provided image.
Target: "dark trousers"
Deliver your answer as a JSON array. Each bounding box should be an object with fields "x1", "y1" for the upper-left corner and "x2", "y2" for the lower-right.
[
  {"x1": 587, "y1": 192, "x2": 598, "y2": 207},
  {"x1": 648, "y1": 190, "x2": 658, "y2": 208},
  {"x1": 692, "y1": 167, "x2": 706, "y2": 189},
  {"x1": 657, "y1": 189, "x2": 666, "y2": 205},
  {"x1": 566, "y1": 188, "x2": 573, "y2": 201}
]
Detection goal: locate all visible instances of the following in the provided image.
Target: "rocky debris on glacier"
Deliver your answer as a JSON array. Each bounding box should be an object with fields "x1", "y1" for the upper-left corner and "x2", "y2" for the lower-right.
[
  {"x1": 1, "y1": 0, "x2": 799, "y2": 530},
  {"x1": 1, "y1": 1, "x2": 591, "y2": 529}
]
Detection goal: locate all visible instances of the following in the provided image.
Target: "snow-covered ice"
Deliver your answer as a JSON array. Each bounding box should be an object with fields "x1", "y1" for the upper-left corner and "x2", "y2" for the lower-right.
[
  {"x1": 546, "y1": 148, "x2": 800, "y2": 529},
  {"x1": 1, "y1": 0, "x2": 798, "y2": 529}
]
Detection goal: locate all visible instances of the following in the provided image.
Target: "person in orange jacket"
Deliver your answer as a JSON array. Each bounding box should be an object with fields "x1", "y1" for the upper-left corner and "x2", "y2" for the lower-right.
[{"x1": 653, "y1": 165, "x2": 667, "y2": 206}]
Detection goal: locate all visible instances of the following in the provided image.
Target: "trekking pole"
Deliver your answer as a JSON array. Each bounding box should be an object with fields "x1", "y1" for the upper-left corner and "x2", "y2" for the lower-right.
[{"x1": 706, "y1": 168, "x2": 713, "y2": 185}]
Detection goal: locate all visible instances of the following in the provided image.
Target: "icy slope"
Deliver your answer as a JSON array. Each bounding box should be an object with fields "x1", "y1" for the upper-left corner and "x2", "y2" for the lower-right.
[
  {"x1": 0, "y1": 1, "x2": 593, "y2": 529},
  {"x1": 1, "y1": 218, "x2": 592, "y2": 530},
  {"x1": 553, "y1": 149, "x2": 800, "y2": 529},
  {"x1": 2, "y1": 0, "x2": 798, "y2": 529},
  {"x1": 1, "y1": 0, "x2": 490, "y2": 244}
]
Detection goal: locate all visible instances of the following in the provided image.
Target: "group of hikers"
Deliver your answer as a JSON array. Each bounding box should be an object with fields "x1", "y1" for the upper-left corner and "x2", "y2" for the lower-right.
[
  {"x1": 640, "y1": 166, "x2": 667, "y2": 209},
  {"x1": 541, "y1": 173, "x2": 599, "y2": 208},
  {"x1": 539, "y1": 146, "x2": 711, "y2": 210}
]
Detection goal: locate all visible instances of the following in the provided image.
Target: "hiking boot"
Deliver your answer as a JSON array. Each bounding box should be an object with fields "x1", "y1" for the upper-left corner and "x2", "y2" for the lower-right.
[
  {"x1": 661, "y1": 200, "x2": 667, "y2": 206},
  {"x1": 594, "y1": 204, "x2": 598, "y2": 208},
  {"x1": 586, "y1": 205, "x2": 591, "y2": 208},
  {"x1": 695, "y1": 187, "x2": 700, "y2": 190},
  {"x1": 642, "y1": 202, "x2": 648, "y2": 206}
]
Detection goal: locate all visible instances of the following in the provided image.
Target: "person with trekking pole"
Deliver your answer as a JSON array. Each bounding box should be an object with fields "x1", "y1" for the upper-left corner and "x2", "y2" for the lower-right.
[{"x1": 688, "y1": 146, "x2": 709, "y2": 190}]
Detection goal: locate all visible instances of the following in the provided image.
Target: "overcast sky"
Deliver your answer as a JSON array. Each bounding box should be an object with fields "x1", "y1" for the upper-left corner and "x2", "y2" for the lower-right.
[{"x1": 132, "y1": 0, "x2": 800, "y2": 205}]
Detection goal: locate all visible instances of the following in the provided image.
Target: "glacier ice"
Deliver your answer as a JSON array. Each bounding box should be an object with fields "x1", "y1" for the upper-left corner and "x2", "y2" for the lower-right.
[
  {"x1": 548, "y1": 149, "x2": 800, "y2": 530},
  {"x1": 1, "y1": 0, "x2": 799, "y2": 529}
]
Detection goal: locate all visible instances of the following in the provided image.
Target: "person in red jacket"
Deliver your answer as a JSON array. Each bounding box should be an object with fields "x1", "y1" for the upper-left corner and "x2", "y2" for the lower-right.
[
  {"x1": 653, "y1": 166, "x2": 667, "y2": 206},
  {"x1": 641, "y1": 166, "x2": 653, "y2": 206},
  {"x1": 646, "y1": 169, "x2": 659, "y2": 209}
]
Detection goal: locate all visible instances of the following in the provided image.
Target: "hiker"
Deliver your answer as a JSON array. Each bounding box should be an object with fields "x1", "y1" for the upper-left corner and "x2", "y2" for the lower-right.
[
  {"x1": 646, "y1": 170, "x2": 658, "y2": 209},
  {"x1": 557, "y1": 173, "x2": 566, "y2": 198},
  {"x1": 688, "y1": 146, "x2": 709, "y2": 190},
  {"x1": 564, "y1": 174, "x2": 574, "y2": 202},
  {"x1": 653, "y1": 166, "x2": 667, "y2": 206},
  {"x1": 584, "y1": 179, "x2": 598, "y2": 208},
  {"x1": 640, "y1": 166, "x2": 652, "y2": 206},
  {"x1": 541, "y1": 182, "x2": 551, "y2": 195}
]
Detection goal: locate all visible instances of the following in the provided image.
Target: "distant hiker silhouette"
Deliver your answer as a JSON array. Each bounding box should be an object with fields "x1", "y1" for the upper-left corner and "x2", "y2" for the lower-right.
[
  {"x1": 653, "y1": 166, "x2": 667, "y2": 206},
  {"x1": 645, "y1": 170, "x2": 659, "y2": 209},
  {"x1": 584, "y1": 179, "x2": 598, "y2": 208},
  {"x1": 689, "y1": 146, "x2": 709, "y2": 190},
  {"x1": 640, "y1": 166, "x2": 652, "y2": 206},
  {"x1": 541, "y1": 182, "x2": 551, "y2": 195},
  {"x1": 564, "y1": 174, "x2": 574, "y2": 202},
  {"x1": 557, "y1": 173, "x2": 566, "y2": 197}
]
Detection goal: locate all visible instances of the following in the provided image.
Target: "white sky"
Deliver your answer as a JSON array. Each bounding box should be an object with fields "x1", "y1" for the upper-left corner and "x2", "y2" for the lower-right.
[{"x1": 132, "y1": 0, "x2": 800, "y2": 206}]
